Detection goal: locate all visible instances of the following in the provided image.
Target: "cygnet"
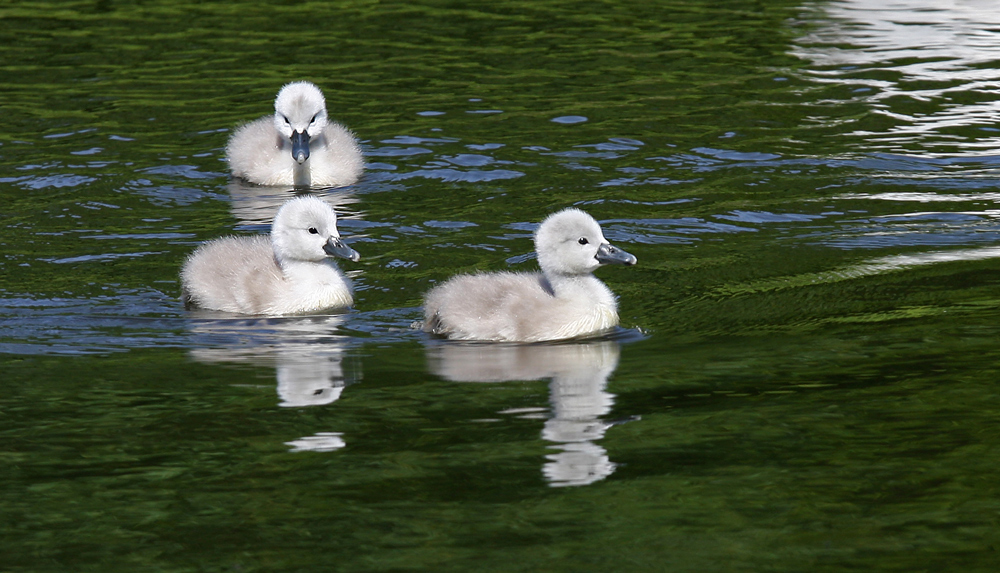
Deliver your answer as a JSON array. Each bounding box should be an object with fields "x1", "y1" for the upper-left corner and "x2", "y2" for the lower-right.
[
  {"x1": 181, "y1": 196, "x2": 360, "y2": 315},
  {"x1": 226, "y1": 81, "x2": 364, "y2": 187},
  {"x1": 423, "y1": 208, "x2": 636, "y2": 342}
]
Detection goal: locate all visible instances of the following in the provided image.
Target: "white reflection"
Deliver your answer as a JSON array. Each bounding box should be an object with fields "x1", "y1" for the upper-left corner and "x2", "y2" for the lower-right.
[
  {"x1": 796, "y1": 1, "x2": 1000, "y2": 69},
  {"x1": 427, "y1": 340, "x2": 627, "y2": 487},
  {"x1": 794, "y1": 0, "x2": 1000, "y2": 153},
  {"x1": 716, "y1": 244, "x2": 1000, "y2": 297},
  {"x1": 837, "y1": 192, "x2": 1000, "y2": 203},
  {"x1": 836, "y1": 244, "x2": 1000, "y2": 278},
  {"x1": 285, "y1": 432, "x2": 346, "y2": 453},
  {"x1": 187, "y1": 313, "x2": 357, "y2": 450},
  {"x1": 226, "y1": 179, "x2": 362, "y2": 226}
]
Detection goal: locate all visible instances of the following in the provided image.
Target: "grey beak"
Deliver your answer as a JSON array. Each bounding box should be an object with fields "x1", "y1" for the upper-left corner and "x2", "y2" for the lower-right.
[
  {"x1": 291, "y1": 130, "x2": 310, "y2": 164},
  {"x1": 323, "y1": 237, "x2": 360, "y2": 262},
  {"x1": 595, "y1": 242, "x2": 636, "y2": 266}
]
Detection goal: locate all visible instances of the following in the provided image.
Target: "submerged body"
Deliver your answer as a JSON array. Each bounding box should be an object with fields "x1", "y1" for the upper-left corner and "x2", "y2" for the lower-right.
[
  {"x1": 423, "y1": 208, "x2": 636, "y2": 342},
  {"x1": 226, "y1": 81, "x2": 364, "y2": 187},
  {"x1": 181, "y1": 196, "x2": 359, "y2": 315}
]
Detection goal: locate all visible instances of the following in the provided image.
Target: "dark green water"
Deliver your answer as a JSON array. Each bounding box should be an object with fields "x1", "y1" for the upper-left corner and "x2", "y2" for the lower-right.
[{"x1": 4, "y1": 0, "x2": 1000, "y2": 570}]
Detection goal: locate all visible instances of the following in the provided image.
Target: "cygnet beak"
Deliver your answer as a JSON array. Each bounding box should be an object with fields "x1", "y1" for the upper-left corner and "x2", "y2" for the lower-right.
[
  {"x1": 291, "y1": 130, "x2": 310, "y2": 164},
  {"x1": 323, "y1": 236, "x2": 360, "y2": 262},
  {"x1": 595, "y1": 242, "x2": 637, "y2": 266}
]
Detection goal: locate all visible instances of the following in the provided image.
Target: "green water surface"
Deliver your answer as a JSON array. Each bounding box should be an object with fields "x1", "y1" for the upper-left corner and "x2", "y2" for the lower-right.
[{"x1": 4, "y1": 0, "x2": 1000, "y2": 571}]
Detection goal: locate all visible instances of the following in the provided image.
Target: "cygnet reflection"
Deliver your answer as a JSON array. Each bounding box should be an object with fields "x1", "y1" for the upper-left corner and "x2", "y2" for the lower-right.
[
  {"x1": 226, "y1": 179, "x2": 362, "y2": 227},
  {"x1": 187, "y1": 313, "x2": 359, "y2": 452},
  {"x1": 426, "y1": 339, "x2": 628, "y2": 487},
  {"x1": 285, "y1": 432, "x2": 346, "y2": 453}
]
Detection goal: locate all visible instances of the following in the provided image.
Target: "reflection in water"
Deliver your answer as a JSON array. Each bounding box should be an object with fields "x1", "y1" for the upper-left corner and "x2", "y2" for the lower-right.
[
  {"x1": 703, "y1": 244, "x2": 1000, "y2": 304},
  {"x1": 796, "y1": 0, "x2": 1000, "y2": 69},
  {"x1": 427, "y1": 340, "x2": 625, "y2": 487},
  {"x1": 187, "y1": 313, "x2": 357, "y2": 451},
  {"x1": 226, "y1": 179, "x2": 362, "y2": 227},
  {"x1": 285, "y1": 432, "x2": 347, "y2": 453},
  {"x1": 794, "y1": 0, "x2": 1000, "y2": 153},
  {"x1": 835, "y1": 244, "x2": 1000, "y2": 278}
]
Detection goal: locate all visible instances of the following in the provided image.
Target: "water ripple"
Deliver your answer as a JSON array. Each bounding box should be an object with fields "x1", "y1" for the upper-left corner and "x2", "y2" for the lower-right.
[
  {"x1": 391, "y1": 167, "x2": 524, "y2": 183},
  {"x1": 793, "y1": 0, "x2": 1000, "y2": 154}
]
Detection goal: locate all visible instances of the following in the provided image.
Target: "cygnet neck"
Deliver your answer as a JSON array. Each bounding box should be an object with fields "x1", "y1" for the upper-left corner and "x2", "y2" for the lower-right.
[
  {"x1": 291, "y1": 131, "x2": 328, "y2": 187},
  {"x1": 282, "y1": 256, "x2": 343, "y2": 282},
  {"x1": 542, "y1": 268, "x2": 601, "y2": 297},
  {"x1": 293, "y1": 160, "x2": 311, "y2": 187}
]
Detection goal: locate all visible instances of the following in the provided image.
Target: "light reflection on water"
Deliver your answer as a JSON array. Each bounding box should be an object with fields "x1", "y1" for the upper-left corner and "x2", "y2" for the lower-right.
[
  {"x1": 796, "y1": 0, "x2": 1000, "y2": 69},
  {"x1": 793, "y1": 0, "x2": 1000, "y2": 154}
]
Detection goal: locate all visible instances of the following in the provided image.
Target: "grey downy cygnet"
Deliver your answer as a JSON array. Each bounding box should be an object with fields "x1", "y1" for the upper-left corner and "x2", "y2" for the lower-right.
[
  {"x1": 423, "y1": 208, "x2": 636, "y2": 342},
  {"x1": 181, "y1": 196, "x2": 360, "y2": 315},
  {"x1": 226, "y1": 81, "x2": 364, "y2": 187}
]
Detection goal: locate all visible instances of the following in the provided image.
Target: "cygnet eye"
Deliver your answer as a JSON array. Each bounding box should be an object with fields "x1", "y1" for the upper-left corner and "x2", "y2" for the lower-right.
[
  {"x1": 283, "y1": 115, "x2": 291, "y2": 125},
  {"x1": 308, "y1": 227, "x2": 319, "y2": 235},
  {"x1": 310, "y1": 114, "x2": 317, "y2": 125},
  {"x1": 578, "y1": 237, "x2": 589, "y2": 245}
]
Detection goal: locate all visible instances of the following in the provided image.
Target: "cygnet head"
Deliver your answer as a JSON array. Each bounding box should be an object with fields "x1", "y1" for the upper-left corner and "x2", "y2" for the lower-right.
[
  {"x1": 271, "y1": 196, "x2": 359, "y2": 264},
  {"x1": 273, "y1": 81, "x2": 330, "y2": 164},
  {"x1": 534, "y1": 208, "x2": 636, "y2": 276}
]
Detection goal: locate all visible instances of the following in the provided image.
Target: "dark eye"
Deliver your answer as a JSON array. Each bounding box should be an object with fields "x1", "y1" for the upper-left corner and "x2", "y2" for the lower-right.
[
  {"x1": 578, "y1": 237, "x2": 589, "y2": 245},
  {"x1": 283, "y1": 116, "x2": 291, "y2": 125},
  {"x1": 308, "y1": 227, "x2": 319, "y2": 235},
  {"x1": 310, "y1": 115, "x2": 317, "y2": 124}
]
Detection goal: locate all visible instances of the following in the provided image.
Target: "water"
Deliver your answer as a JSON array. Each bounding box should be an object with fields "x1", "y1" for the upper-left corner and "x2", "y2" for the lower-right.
[{"x1": 4, "y1": 0, "x2": 1000, "y2": 570}]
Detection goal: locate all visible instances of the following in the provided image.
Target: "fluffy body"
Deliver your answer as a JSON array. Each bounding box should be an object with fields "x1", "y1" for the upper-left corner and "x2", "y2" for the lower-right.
[
  {"x1": 181, "y1": 196, "x2": 358, "y2": 315},
  {"x1": 423, "y1": 208, "x2": 636, "y2": 342},
  {"x1": 226, "y1": 81, "x2": 364, "y2": 187},
  {"x1": 424, "y1": 272, "x2": 619, "y2": 342}
]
